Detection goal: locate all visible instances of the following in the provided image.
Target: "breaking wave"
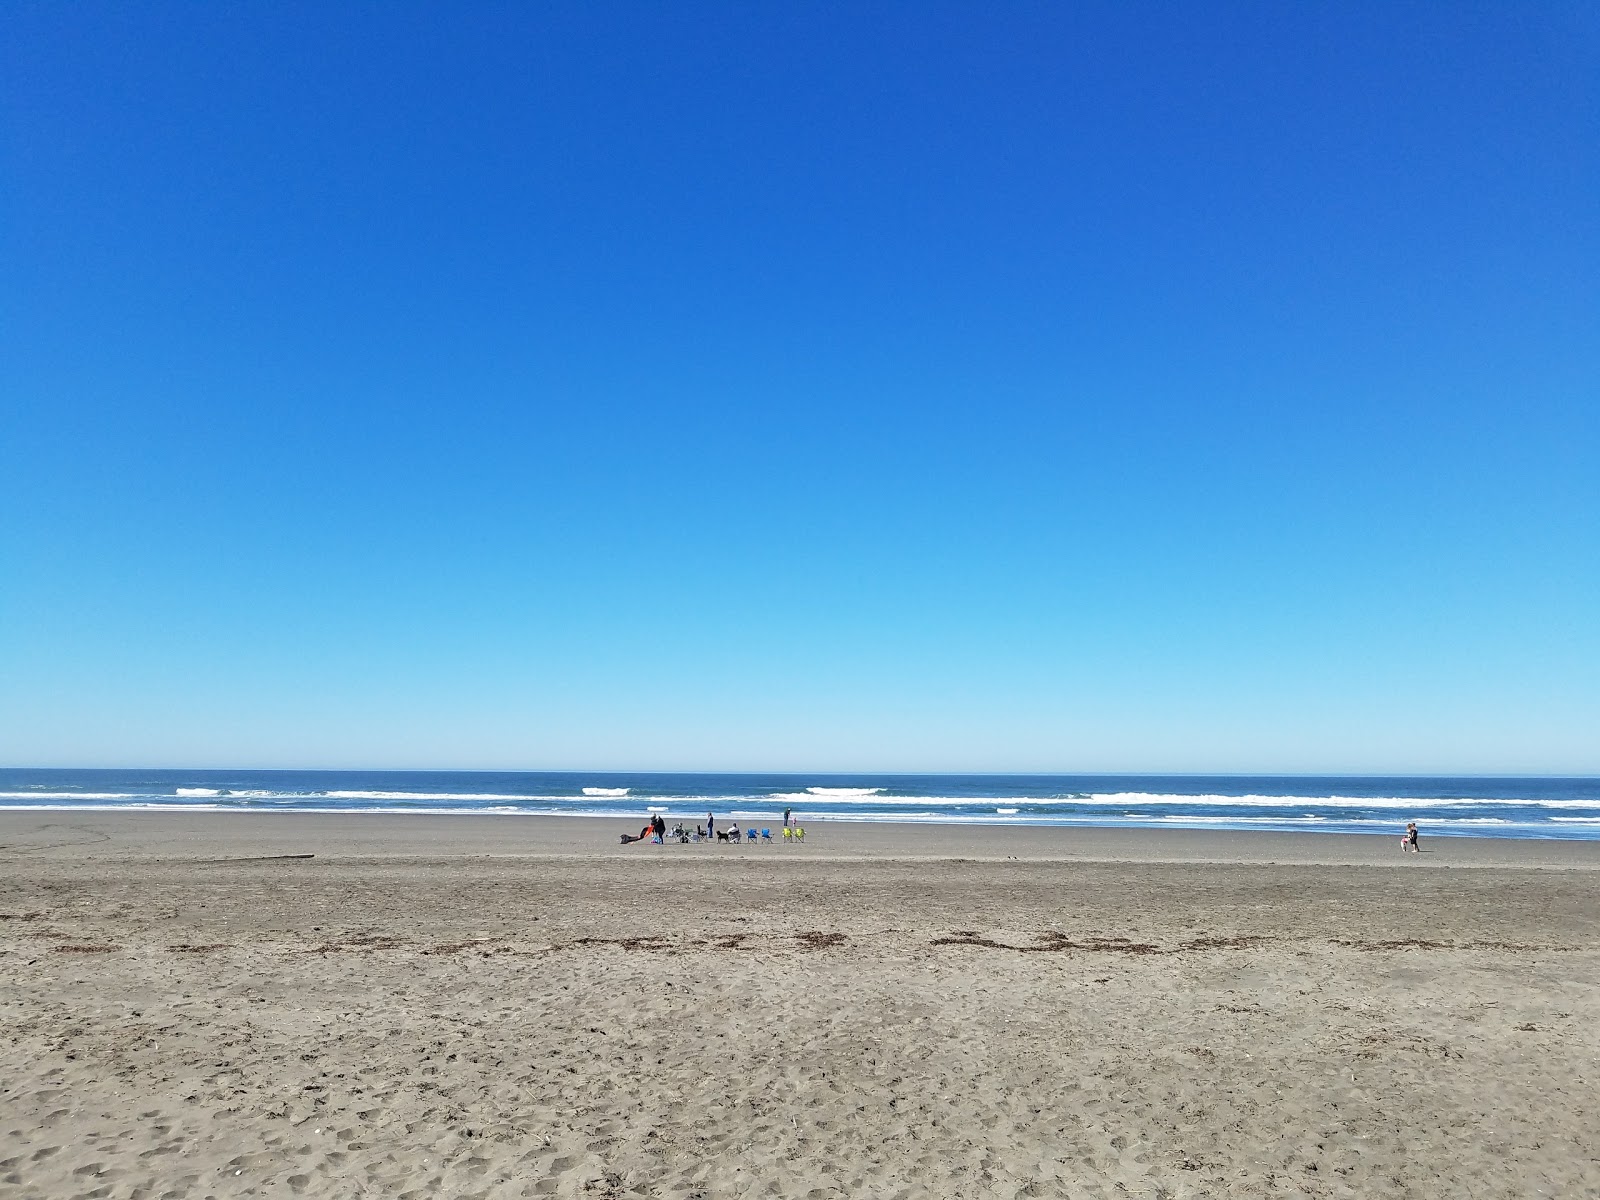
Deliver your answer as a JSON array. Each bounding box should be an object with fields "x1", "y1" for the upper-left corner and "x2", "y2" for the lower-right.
[{"x1": 2, "y1": 771, "x2": 1597, "y2": 840}]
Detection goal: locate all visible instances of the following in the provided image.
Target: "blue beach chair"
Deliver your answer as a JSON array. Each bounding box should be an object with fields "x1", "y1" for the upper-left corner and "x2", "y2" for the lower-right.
[{"x1": 760, "y1": 828, "x2": 772, "y2": 842}]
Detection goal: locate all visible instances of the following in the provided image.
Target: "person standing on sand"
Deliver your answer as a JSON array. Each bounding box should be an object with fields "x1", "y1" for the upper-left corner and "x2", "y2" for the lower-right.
[
  {"x1": 707, "y1": 812, "x2": 714, "y2": 839},
  {"x1": 783, "y1": 806, "x2": 792, "y2": 829},
  {"x1": 1407, "y1": 822, "x2": 1420, "y2": 853}
]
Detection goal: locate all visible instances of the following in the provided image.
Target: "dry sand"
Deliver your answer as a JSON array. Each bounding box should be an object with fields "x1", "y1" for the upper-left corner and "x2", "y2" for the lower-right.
[{"x1": 3, "y1": 811, "x2": 1598, "y2": 1199}]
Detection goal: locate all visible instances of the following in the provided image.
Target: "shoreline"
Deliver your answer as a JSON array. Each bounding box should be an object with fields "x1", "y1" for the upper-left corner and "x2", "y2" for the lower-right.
[{"x1": 5, "y1": 808, "x2": 1600, "y2": 868}]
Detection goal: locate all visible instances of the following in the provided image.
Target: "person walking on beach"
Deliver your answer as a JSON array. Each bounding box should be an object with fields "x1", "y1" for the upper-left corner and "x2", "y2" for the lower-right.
[
  {"x1": 783, "y1": 806, "x2": 792, "y2": 829},
  {"x1": 706, "y1": 812, "x2": 714, "y2": 839},
  {"x1": 1407, "y1": 822, "x2": 1420, "y2": 853}
]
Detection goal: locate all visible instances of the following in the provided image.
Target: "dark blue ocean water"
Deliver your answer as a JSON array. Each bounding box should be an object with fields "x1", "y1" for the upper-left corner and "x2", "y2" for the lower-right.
[{"x1": 2, "y1": 769, "x2": 1599, "y2": 840}]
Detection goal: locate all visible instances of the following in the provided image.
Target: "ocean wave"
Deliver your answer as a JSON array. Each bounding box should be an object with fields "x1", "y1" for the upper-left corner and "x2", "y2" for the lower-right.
[
  {"x1": 1078, "y1": 792, "x2": 1600, "y2": 811},
  {"x1": 761, "y1": 810, "x2": 942, "y2": 822},
  {"x1": 0, "y1": 802, "x2": 232, "y2": 812},
  {"x1": 1149, "y1": 814, "x2": 1517, "y2": 828},
  {"x1": 736, "y1": 791, "x2": 1600, "y2": 811},
  {"x1": 319, "y1": 791, "x2": 550, "y2": 801},
  {"x1": 0, "y1": 791, "x2": 142, "y2": 800},
  {"x1": 766, "y1": 792, "x2": 963, "y2": 806},
  {"x1": 0, "y1": 802, "x2": 631, "y2": 819},
  {"x1": 4, "y1": 785, "x2": 1593, "y2": 816},
  {"x1": 1156, "y1": 814, "x2": 1328, "y2": 824}
]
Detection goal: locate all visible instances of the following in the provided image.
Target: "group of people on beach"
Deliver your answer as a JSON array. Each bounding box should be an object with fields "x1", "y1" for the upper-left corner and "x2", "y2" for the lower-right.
[
  {"x1": 700, "y1": 810, "x2": 805, "y2": 843},
  {"x1": 623, "y1": 809, "x2": 803, "y2": 845}
]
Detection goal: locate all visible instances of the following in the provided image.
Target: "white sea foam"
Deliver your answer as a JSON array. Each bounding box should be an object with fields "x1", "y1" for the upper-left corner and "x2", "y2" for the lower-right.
[
  {"x1": 0, "y1": 801, "x2": 232, "y2": 812},
  {"x1": 996, "y1": 807, "x2": 1019, "y2": 814},
  {"x1": 767, "y1": 792, "x2": 949, "y2": 805},
  {"x1": 1550, "y1": 817, "x2": 1600, "y2": 824},
  {"x1": 1149, "y1": 814, "x2": 1513, "y2": 827},
  {"x1": 0, "y1": 791, "x2": 141, "y2": 800},
  {"x1": 1155, "y1": 815, "x2": 1323, "y2": 824},
  {"x1": 1078, "y1": 792, "x2": 1600, "y2": 811},
  {"x1": 804, "y1": 787, "x2": 884, "y2": 797},
  {"x1": 176, "y1": 787, "x2": 223, "y2": 797},
  {"x1": 583, "y1": 787, "x2": 630, "y2": 796},
  {"x1": 748, "y1": 790, "x2": 1600, "y2": 811},
  {"x1": 320, "y1": 791, "x2": 543, "y2": 801}
]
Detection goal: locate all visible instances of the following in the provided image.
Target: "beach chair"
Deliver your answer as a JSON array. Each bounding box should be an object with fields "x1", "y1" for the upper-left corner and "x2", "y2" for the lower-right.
[
  {"x1": 746, "y1": 828, "x2": 758, "y2": 842},
  {"x1": 794, "y1": 826, "x2": 805, "y2": 841},
  {"x1": 760, "y1": 828, "x2": 772, "y2": 842},
  {"x1": 782, "y1": 826, "x2": 792, "y2": 842}
]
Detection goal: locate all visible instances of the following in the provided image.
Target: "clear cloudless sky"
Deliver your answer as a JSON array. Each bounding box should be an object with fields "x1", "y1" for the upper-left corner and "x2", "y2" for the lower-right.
[{"x1": 2, "y1": 2, "x2": 1597, "y2": 772}]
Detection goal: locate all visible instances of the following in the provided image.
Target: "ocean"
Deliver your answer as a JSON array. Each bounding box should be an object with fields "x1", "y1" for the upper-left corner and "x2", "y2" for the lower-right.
[{"x1": 2, "y1": 769, "x2": 1599, "y2": 840}]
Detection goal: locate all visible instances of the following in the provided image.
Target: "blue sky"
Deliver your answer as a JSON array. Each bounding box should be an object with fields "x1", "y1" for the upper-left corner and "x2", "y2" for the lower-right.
[{"x1": 3, "y1": 2, "x2": 1597, "y2": 772}]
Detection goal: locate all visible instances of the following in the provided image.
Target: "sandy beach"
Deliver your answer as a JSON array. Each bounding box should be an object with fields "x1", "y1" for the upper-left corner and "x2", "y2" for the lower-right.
[{"x1": 3, "y1": 812, "x2": 1598, "y2": 1198}]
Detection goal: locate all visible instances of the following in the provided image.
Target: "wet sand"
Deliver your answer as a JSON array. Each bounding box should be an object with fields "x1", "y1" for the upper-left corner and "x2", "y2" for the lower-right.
[
  {"x1": 5, "y1": 809, "x2": 1598, "y2": 867},
  {"x1": 3, "y1": 811, "x2": 1598, "y2": 1198}
]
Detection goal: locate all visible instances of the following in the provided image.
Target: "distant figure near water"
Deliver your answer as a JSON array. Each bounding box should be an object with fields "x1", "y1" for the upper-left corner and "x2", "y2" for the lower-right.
[{"x1": 1402, "y1": 822, "x2": 1420, "y2": 853}]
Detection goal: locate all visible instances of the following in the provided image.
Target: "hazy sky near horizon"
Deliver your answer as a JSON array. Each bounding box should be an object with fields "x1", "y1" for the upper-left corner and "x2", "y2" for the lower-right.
[{"x1": 3, "y1": 3, "x2": 1597, "y2": 773}]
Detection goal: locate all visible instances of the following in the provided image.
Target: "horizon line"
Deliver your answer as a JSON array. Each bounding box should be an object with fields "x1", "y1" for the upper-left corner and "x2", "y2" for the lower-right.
[{"x1": 5, "y1": 765, "x2": 1599, "y2": 780}]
